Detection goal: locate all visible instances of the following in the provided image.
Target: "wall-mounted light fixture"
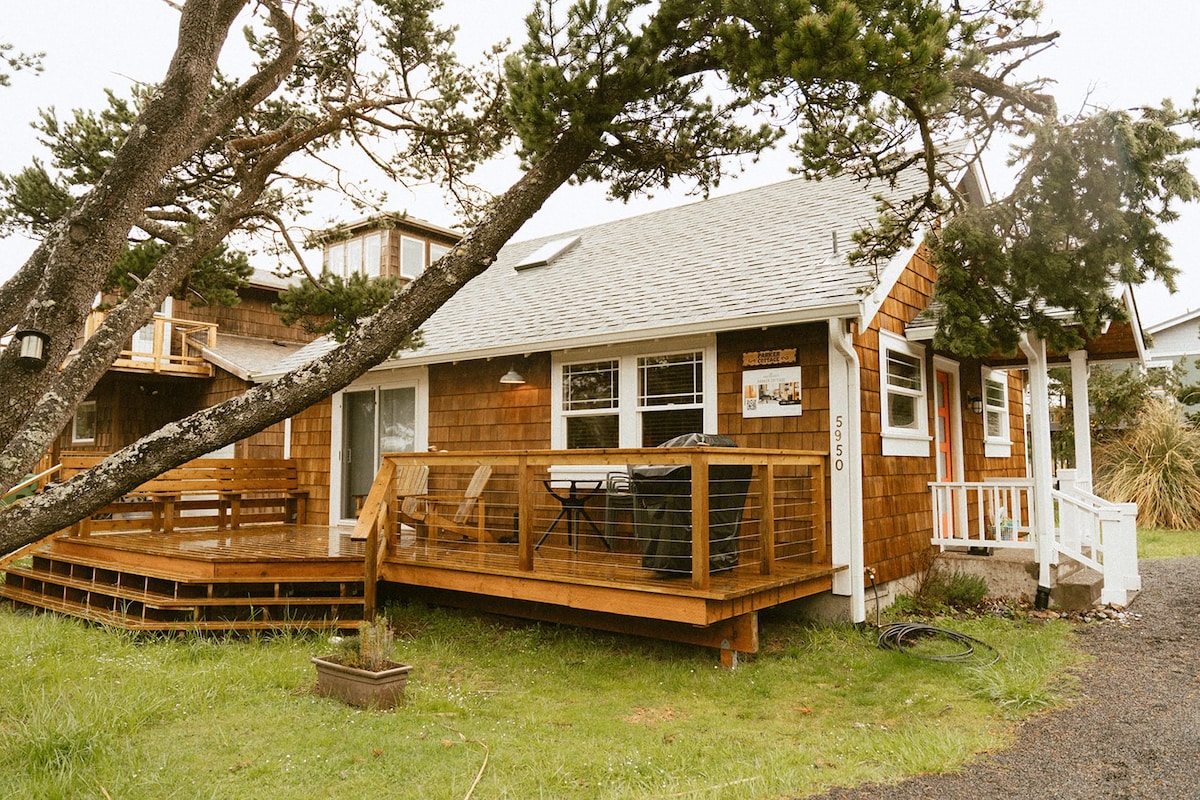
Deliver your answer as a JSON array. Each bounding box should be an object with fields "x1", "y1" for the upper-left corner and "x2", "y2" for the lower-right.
[
  {"x1": 14, "y1": 328, "x2": 50, "y2": 369},
  {"x1": 499, "y1": 366, "x2": 526, "y2": 385},
  {"x1": 966, "y1": 394, "x2": 984, "y2": 415}
]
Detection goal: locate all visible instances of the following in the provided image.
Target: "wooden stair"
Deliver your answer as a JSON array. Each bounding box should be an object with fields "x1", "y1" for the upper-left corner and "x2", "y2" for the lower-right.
[{"x1": 1, "y1": 534, "x2": 366, "y2": 632}]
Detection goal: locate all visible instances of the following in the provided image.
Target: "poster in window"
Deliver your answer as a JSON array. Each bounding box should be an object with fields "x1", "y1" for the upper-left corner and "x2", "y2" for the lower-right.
[{"x1": 742, "y1": 366, "x2": 802, "y2": 417}]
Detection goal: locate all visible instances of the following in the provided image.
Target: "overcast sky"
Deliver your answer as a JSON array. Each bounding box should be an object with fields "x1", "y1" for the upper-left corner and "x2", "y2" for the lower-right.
[{"x1": 2, "y1": 0, "x2": 1198, "y2": 325}]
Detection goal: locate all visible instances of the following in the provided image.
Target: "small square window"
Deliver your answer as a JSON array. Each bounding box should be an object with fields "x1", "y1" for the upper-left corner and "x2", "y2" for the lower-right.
[
  {"x1": 401, "y1": 236, "x2": 426, "y2": 278},
  {"x1": 73, "y1": 401, "x2": 97, "y2": 444}
]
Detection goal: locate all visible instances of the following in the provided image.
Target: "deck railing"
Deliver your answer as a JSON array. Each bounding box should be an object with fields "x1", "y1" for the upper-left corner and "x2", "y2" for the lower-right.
[
  {"x1": 930, "y1": 479, "x2": 1035, "y2": 550},
  {"x1": 356, "y1": 448, "x2": 830, "y2": 615}
]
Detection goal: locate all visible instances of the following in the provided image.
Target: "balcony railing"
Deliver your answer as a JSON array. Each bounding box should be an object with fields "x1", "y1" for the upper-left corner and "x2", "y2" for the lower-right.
[{"x1": 84, "y1": 310, "x2": 217, "y2": 377}]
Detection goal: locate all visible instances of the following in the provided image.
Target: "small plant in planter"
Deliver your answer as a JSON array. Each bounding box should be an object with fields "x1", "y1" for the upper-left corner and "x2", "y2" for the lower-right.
[{"x1": 312, "y1": 616, "x2": 412, "y2": 710}]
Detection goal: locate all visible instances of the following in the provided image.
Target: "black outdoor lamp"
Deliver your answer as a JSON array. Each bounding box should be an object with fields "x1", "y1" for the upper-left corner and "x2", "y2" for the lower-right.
[{"x1": 14, "y1": 328, "x2": 51, "y2": 369}]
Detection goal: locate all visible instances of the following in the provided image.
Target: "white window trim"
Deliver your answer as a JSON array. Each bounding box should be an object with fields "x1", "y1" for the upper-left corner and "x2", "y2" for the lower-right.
[
  {"x1": 550, "y1": 336, "x2": 717, "y2": 450},
  {"x1": 879, "y1": 330, "x2": 931, "y2": 457},
  {"x1": 72, "y1": 400, "x2": 97, "y2": 444},
  {"x1": 329, "y1": 368, "x2": 429, "y2": 526},
  {"x1": 400, "y1": 235, "x2": 427, "y2": 279},
  {"x1": 982, "y1": 367, "x2": 1013, "y2": 458}
]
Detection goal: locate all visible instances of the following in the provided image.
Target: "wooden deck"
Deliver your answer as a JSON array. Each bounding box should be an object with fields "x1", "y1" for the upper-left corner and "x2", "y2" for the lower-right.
[{"x1": 3, "y1": 448, "x2": 842, "y2": 665}]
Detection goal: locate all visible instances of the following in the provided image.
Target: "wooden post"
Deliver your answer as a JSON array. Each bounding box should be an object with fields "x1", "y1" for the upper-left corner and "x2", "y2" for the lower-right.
[
  {"x1": 811, "y1": 459, "x2": 827, "y2": 566},
  {"x1": 759, "y1": 462, "x2": 776, "y2": 575},
  {"x1": 363, "y1": 520, "x2": 379, "y2": 620},
  {"x1": 518, "y1": 457, "x2": 534, "y2": 572},
  {"x1": 691, "y1": 453, "x2": 710, "y2": 591}
]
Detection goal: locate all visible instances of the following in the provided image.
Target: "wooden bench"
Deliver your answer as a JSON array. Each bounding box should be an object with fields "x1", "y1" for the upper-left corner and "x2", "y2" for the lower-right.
[{"x1": 61, "y1": 456, "x2": 308, "y2": 535}]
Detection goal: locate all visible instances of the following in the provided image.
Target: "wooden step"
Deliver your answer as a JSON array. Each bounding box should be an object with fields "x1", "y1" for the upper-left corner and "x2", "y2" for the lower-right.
[{"x1": 3, "y1": 557, "x2": 366, "y2": 632}]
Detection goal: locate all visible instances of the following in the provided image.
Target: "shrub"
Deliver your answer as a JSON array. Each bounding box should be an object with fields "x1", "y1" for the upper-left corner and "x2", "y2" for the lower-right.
[
  {"x1": 892, "y1": 551, "x2": 990, "y2": 615},
  {"x1": 1094, "y1": 399, "x2": 1200, "y2": 529}
]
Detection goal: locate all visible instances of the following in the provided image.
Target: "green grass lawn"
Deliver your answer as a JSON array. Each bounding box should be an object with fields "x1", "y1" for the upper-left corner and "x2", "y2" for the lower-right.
[
  {"x1": 1138, "y1": 527, "x2": 1200, "y2": 559},
  {"x1": 8, "y1": 527, "x2": 1195, "y2": 799},
  {"x1": 0, "y1": 602, "x2": 1080, "y2": 800}
]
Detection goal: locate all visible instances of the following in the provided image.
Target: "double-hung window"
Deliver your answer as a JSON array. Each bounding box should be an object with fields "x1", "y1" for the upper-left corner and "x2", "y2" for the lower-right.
[
  {"x1": 637, "y1": 352, "x2": 705, "y2": 447},
  {"x1": 563, "y1": 360, "x2": 620, "y2": 448},
  {"x1": 982, "y1": 368, "x2": 1012, "y2": 457},
  {"x1": 554, "y1": 340, "x2": 715, "y2": 449},
  {"x1": 880, "y1": 331, "x2": 931, "y2": 456}
]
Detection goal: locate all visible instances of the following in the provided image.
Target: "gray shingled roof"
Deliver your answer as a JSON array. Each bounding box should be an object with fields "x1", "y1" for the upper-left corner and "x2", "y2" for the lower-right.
[
  {"x1": 266, "y1": 167, "x2": 931, "y2": 376},
  {"x1": 193, "y1": 332, "x2": 306, "y2": 380}
]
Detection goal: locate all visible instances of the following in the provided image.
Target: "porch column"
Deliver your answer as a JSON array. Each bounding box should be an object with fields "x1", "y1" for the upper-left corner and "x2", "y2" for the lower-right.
[
  {"x1": 829, "y1": 319, "x2": 865, "y2": 623},
  {"x1": 1020, "y1": 332, "x2": 1056, "y2": 607},
  {"x1": 1069, "y1": 349, "x2": 1093, "y2": 492}
]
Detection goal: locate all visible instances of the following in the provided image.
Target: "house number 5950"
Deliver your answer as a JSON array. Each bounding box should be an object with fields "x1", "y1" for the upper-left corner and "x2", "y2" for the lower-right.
[{"x1": 833, "y1": 415, "x2": 845, "y2": 472}]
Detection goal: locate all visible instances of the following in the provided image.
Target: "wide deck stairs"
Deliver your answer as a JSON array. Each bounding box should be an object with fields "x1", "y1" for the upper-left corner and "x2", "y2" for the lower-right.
[{"x1": 1, "y1": 458, "x2": 366, "y2": 631}]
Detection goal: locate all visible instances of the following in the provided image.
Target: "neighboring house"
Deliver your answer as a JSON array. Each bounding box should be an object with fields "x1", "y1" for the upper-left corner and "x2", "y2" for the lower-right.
[
  {"x1": 1145, "y1": 307, "x2": 1200, "y2": 411},
  {"x1": 53, "y1": 214, "x2": 461, "y2": 464}
]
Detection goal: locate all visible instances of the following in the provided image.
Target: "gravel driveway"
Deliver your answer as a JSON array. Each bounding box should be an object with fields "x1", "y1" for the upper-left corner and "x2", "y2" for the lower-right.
[{"x1": 805, "y1": 556, "x2": 1200, "y2": 800}]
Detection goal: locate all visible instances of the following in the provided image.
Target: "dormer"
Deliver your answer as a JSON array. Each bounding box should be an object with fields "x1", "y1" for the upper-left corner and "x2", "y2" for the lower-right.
[{"x1": 318, "y1": 213, "x2": 461, "y2": 282}]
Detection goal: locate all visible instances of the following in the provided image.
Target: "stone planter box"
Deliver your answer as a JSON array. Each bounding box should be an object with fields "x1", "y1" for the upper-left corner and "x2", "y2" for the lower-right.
[{"x1": 311, "y1": 656, "x2": 412, "y2": 709}]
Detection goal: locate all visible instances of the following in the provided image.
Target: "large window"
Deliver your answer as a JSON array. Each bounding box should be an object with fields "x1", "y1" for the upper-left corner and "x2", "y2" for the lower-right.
[
  {"x1": 554, "y1": 341, "x2": 715, "y2": 449},
  {"x1": 879, "y1": 331, "x2": 931, "y2": 456},
  {"x1": 982, "y1": 368, "x2": 1012, "y2": 458},
  {"x1": 325, "y1": 232, "x2": 382, "y2": 278}
]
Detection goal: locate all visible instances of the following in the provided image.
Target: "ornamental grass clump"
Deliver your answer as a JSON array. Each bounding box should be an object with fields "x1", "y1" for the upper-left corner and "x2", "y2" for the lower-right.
[{"x1": 1094, "y1": 399, "x2": 1200, "y2": 529}]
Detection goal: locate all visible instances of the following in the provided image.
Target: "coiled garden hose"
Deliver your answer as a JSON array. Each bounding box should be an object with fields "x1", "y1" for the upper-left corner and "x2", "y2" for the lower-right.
[{"x1": 868, "y1": 569, "x2": 1000, "y2": 666}]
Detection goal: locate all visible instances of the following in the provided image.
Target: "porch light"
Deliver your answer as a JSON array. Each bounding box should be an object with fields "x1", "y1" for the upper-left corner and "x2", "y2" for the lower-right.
[
  {"x1": 499, "y1": 367, "x2": 526, "y2": 385},
  {"x1": 14, "y1": 328, "x2": 50, "y2": 369},
  {"x1": 966, "y1": 394, "x2": 984, "y2": 415}
]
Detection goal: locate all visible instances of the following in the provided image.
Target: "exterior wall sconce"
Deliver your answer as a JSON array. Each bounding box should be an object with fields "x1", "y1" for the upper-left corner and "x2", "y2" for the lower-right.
[
  {"x1": 966, "y1": 394, "x2": 984, "y2": 414},
  {"x1": 14, "y1": 328, "x2": 50, "y2": 369},
  {"x1": 499, "y1": 367, "x2": 526, "y2": 385}
]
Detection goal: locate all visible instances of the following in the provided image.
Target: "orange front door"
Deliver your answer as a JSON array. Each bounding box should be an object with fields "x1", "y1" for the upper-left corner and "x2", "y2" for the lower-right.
[{"x1": 934, "y1": 370, "x2": 955, "y2": 538}]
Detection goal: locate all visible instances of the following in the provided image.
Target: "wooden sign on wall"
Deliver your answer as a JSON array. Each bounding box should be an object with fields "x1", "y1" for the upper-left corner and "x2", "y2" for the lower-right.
[{"x1": 742, "y1": 348, "x2": 797, "y2": 368}]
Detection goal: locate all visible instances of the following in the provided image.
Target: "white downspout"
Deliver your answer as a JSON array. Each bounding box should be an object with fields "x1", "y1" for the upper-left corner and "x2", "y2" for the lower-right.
[
  {"x1": 1068, "y1": 349, "x2": 1093, "y2": 492},
  {"x1": 828, "y1": 318, "x2": 865, "y2": 623},
  {"x1": 1020, "y1": 332, "x2": 1056, "y2": 609}
]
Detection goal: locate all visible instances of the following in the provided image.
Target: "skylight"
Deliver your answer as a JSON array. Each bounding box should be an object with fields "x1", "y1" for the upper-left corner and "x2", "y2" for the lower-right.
[{"x1": 514, "y1": 235, "x2": 581, "y2": 270}]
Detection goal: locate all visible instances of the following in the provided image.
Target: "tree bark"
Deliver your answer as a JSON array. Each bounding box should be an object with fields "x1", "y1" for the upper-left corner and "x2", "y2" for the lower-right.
[
  {"x1": 0, "y1": 0, "x2": 249, "y2": 461},
  {"x1": 0, "y1": 130, "x2": 600, "y2": 552}
]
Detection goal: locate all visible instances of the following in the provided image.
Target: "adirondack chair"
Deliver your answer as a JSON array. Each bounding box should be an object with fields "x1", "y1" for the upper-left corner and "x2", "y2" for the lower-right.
[{"x1": 400, "y1": 465, "x2": 493, "y2": 542}]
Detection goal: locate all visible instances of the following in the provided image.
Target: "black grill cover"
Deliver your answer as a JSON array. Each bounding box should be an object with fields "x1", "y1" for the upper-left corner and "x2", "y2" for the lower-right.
[{"x1": 630, "y1": 433, "x2": 750, "y2": 575}]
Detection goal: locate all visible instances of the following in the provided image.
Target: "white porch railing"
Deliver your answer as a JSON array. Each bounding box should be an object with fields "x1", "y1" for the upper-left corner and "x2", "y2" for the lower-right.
[
  {"x1": 929, "y1": 472, "x2": 1141, "y2": 607},
  {"x1": 1053, "y1": 470, "x2": 1140, "y2": 606},
  {"x1": 930, "y1": 479, "x2": 1036, "y2": 550}
]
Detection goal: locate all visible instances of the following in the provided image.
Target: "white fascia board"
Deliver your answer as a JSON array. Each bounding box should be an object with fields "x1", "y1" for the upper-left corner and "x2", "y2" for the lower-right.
[
  {"x1": 860, "y1": 228, "x2": 927, "y2": 330},
  {"x1": 366, "y1": 304, "x2": 864, "y2": 370}
]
